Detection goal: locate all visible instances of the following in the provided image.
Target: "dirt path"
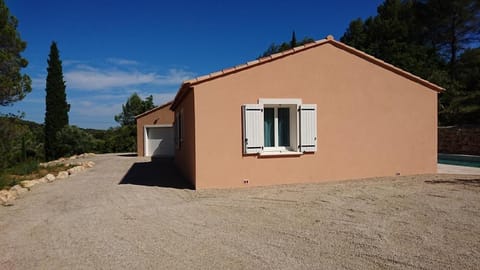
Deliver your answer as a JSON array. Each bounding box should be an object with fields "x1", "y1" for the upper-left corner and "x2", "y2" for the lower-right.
[{"x1": 1, "y1": 154, "x2": 479, "y2": 269}]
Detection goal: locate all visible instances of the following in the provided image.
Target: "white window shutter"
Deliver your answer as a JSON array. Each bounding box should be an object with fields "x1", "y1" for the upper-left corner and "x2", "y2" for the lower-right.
[
  {"x1": 299, "y1": 104, "x2": 317, "y2": 152},
  {"x1": 242, "y1": 104, "x2": 264, "y2": 154}
]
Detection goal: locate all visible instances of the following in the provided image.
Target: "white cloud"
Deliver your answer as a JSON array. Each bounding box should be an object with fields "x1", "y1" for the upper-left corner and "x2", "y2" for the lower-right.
[
  {"x1": 26, "y1": 58, "x2": 194, "y2": 129},
  {"x1": 152, "y1": 92, "x2": 176, "y2": 105},
  {"x1": 153, "y1": 69, "x2": 195, "y2": 86},
  {"x1": 65, "y1": 69, "x2": 158, "y2": 90},
  {"x1": 31, "y1": 77, "x2": 45, "y2": 89},
  {"x1": 64, "y1": 67, "x2": 195, "y2": 91},
  {"x1": 107, "y1": 58, "x2": 139, "y2": 66},
  {"x1": 63, "y1": 59, "x2": 86, "y2": 66},
  {"x1": 72, "y1": 100, "x2": 122, "y2": 118}
]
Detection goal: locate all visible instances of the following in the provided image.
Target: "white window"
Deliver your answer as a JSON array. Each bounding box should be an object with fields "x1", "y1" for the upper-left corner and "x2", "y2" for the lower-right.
[{"x1": 242, "y1": 99, "x2": 317, "y2": 155}]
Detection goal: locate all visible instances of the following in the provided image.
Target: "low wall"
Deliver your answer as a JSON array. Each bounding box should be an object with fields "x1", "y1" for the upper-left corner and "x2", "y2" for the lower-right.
[{"x1": 438, "y1": 126, "x2": 480, "y2": 155}]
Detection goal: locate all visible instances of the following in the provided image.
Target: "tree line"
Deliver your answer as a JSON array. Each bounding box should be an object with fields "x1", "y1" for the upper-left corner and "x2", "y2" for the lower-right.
[
  {"x1": 0, "y1": 0, "x2": 155, "y2": 175},
  {"x1": 261, "y1": 0, "x2": 479, "y2": 126},
  {"x1": 340, "y1": 0, "x2": 479, "y2": 125}
]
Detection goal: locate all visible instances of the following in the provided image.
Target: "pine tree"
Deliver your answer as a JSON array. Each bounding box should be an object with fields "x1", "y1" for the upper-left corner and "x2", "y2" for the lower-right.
[
  {"x1": 114, "y1": 93, "x2": 155, "y2": 126},
  {"x1": 0, "y1": 0, "x2": 31, "y2": 107},
  {"x1": 44, "y1": 42, "x2": 69, "y2": 160}
]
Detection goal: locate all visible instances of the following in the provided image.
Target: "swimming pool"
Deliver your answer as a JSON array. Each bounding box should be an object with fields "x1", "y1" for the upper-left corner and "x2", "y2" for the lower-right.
[{"x1": 438, "y1": 154, "x2": 480, "y2": 168}]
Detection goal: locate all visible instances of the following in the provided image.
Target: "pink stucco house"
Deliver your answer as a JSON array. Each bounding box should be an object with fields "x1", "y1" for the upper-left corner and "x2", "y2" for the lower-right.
[{"x1": 141, "y1": 35, "x2": 444, "y2": 189}]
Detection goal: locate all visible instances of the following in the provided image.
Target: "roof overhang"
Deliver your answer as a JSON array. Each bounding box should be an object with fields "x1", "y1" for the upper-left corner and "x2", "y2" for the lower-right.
[{"x1": 135, "y1": 100, "x2": 173, "y2": 119}]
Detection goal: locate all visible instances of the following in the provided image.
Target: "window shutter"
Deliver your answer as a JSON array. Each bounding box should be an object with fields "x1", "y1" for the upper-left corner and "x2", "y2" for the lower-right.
[
  {"x1": 242, "y1": 104, "x2": 264, "y2": 154},
  {"x1": 299, "y1": 104, "x2": 317, "y2": 152}
]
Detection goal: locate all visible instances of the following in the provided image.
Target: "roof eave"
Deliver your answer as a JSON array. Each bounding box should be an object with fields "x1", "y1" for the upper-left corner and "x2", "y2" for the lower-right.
[
  {"x1": 135, "y1": 100, "x2": 173, "y2": 119},
  {"x1": 170, "y1": 83, "x2": 192, "y2": 111}
]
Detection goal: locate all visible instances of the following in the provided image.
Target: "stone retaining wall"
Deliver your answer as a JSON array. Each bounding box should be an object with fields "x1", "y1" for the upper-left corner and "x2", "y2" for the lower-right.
[{"x1": 438, "y1": 126, "x2": 480, "y2": 155}]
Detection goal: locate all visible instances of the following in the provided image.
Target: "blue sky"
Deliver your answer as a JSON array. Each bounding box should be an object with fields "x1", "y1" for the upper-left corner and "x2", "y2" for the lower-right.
[{"x1": 4, "y1": 0, "x2": 384, "y2": 129}]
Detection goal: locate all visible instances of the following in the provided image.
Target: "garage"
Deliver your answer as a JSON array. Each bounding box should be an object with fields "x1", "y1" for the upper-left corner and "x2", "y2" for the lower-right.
[
  {"x1": 144, "y1": 125, "x2": 174, "y2": 157},
  {"x1": 135, "y1": 101, "x2": 174, "y2": 157}
]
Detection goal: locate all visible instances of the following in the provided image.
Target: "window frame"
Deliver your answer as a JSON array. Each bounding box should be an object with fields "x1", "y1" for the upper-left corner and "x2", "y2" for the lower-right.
[
  {"x1": 259, "y1": 98, "x2": 301, "y2": 154},
  {"x1": 263, "y1": 105, "x2": 295, "y2": 152}
]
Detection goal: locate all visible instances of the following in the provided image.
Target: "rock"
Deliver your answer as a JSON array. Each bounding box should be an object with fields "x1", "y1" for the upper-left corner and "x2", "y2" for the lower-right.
[
  {"x1": 45, "y1": 173, "x2": 56, "y2": 182},
  {"x1": 67, "y1": 166, "x2": 85, "y2": 175},
  {"x1": 57, "y1": 171, "x2": 69, "y2": 179},
  {"x1": 37, "y1": 177, "x2": 48, "y2": 183},
  {"x1": 10, "y1": 184, "x2": 28, "y2": 196},
  {"x1": 83, "y1": 161, "x2": 95, "y2": 168},
  {"x1": 20, "y1": 180, "x2": 40, "y2": 189},
  {"x1": 0, "y1": 190, "x2": 10, "y2": 205},
  {"x1": 69, "y1": 155, "x2": 78, "y2": 160},
  {"x1": 0, "y1": 190, "x2": 16, "y2": 206}
]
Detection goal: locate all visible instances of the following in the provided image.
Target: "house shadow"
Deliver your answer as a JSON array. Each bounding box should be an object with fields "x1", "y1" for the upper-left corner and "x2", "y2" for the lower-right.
[{"x1": 119, "y1": 157, "x2": 193, "y2": 189}]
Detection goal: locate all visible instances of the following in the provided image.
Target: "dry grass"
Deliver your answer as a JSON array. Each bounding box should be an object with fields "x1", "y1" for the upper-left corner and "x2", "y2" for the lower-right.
[{"x1": 0, "y1": 162, "x2": 74, "y2": 189}]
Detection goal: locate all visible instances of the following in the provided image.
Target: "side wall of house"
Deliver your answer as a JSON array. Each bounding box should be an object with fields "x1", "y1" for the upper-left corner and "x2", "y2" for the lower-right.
[
  {"x1": 136, "y1": 106, "x2": 174, "y2": 156},
  {"x1": 192, "y1": 43, "x2": 438, "y2": 189},
  {"x1": 174, "y1": 90, "x2": 196, "y2": 186}
]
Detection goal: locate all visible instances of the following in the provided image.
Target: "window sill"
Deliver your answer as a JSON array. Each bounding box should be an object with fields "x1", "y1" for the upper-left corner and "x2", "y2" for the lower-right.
[{"x1": 259, "y1": 151, "x2": 303, "y2": 157}]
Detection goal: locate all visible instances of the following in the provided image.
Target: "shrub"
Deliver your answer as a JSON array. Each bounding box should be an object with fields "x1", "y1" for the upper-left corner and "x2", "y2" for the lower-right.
[{"x1": 55, "y1": 125, "x2": 96, "y2": 157}]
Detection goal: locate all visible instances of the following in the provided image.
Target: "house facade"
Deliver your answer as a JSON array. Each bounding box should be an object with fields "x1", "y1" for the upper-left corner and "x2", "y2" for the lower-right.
[
  {"x1": 170, "y1": 36, "x2": 443, "y2": 189},
  {"x1": 135, "y1": 101, "x2": 174, "y2": 157}
]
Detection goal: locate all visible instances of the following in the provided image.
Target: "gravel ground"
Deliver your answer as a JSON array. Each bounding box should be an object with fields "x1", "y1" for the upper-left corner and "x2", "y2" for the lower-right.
[{"x1": 0, "y1": 154, "x2": 479, "y2": 269}]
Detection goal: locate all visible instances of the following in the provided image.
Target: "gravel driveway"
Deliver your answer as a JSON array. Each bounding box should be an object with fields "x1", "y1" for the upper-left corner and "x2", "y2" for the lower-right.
[{"x1": 1, "y1": 154, "x2": 479, "y2": 269}]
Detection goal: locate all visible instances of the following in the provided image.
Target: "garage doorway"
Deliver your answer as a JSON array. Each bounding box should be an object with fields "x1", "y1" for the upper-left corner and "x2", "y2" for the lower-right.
[{"x1": 144, "y1": 125, "x2": 174, "y2": 157}]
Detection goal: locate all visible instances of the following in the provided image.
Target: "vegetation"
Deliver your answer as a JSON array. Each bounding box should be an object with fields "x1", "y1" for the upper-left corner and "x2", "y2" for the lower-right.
[
  {"x1": 111, "y1": 93, "x2": 155, "y2": 152},
  {"x1": 339, "y1": 0, "x2": 480, "y2": 125},
  {"x1": 0, "y1": 0, "x2": 37, "y2": 189},
  {"x1": 55, "y1": 125, "x2": 97, "y2": 157},
  {"x1": 0, "y1": 160, "x2": 74, "y2": 190},
  {"x1": 115, "y1": 93, "x2": 154, "y2": 126},
  {"x1": 259, "y1": 31, "x2": 315, "y2": 58},
  {"x1": 0, "y1": 0, "x2": 31, "y2": 107},
  {"x1": 44, "y1": 41, "x2": 70, "y2": 160}
]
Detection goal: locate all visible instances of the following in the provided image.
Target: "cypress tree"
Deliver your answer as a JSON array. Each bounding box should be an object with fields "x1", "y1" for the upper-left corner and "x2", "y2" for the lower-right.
[
  {"x1": 290, "y1": 31, "x2": 297, "y2": 48},
  {"x1": 44, "y1": 41, "x2": 69, "y2": 160}
]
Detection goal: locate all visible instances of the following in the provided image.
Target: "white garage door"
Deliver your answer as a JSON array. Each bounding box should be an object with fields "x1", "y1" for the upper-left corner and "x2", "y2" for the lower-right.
[{"x1": 145, "y1": 126, "x2": 174, "y2": 157}]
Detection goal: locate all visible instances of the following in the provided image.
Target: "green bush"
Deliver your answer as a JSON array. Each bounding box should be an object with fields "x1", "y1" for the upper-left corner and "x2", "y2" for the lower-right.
[{"x1": 55, "y1": 125, "x2": 96, "y2": 157}]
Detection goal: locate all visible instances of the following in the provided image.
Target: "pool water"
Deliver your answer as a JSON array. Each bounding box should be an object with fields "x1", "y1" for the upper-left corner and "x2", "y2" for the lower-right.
[{"x1": 438, "y1": 154, "x2": 480, "y2": 168}]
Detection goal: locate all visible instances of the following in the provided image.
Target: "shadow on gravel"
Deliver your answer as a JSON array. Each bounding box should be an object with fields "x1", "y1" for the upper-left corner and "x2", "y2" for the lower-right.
[
  {"x1": 425, "y1": 178, "x2": 480, "y2": 187},
  {"x1": 117, "y1": 153, "x2": 138, "y2": 157},
  {"x1": 119, "y1": 157, "x2": 193, "y2": 189}
]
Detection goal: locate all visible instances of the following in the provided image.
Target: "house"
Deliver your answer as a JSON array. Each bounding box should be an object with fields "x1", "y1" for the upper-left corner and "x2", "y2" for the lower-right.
[
  {"x1": 167, "y1": 35, "x2": 444, "y2": 189},
  {"x1": 135, "y1": 101, "x2": 174, "y2": 157}
]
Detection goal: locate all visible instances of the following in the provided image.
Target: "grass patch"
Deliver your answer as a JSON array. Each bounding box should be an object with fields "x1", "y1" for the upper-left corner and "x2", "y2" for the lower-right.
[{"x1": 0, "y1": 160, "x2": 74, "y2": 190}]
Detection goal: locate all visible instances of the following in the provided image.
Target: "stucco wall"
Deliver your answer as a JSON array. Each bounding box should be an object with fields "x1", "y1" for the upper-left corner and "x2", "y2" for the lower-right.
[
  {"x1": 136, "y1": 104, "x2": 174, "y2": 156},
  {"x1": 439, "y1": 126, "x2": 480, "y2": 155},
  {"x1": 189, "y1": 42, "x2": 438, "y2": 189},
  {"x1": 174, "y1": 90, "x2": 196, "y2": 187}
]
